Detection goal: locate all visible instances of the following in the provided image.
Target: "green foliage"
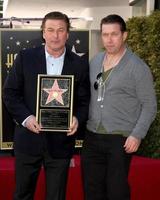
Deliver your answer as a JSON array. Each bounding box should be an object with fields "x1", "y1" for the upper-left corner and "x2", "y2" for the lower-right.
[{"x1": 126, "y1": 11, "x2": 160, "y2": 158}]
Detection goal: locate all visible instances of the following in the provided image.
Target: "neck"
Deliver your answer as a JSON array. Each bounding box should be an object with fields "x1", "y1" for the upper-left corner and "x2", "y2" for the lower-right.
[
  {"x1": 103, "y1": 47, "x2": 126, "y2": 71},
  {"x1": 46, "y1": 47, "x2": 65, "y2": 58},
  {"x1": 108, "y1": 46, "x2": 126, "y2": 58}
]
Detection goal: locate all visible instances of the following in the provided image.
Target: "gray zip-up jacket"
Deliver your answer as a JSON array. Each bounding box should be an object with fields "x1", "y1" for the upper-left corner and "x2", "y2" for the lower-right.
[{"x1": 87, "y1": 48, "x2": 157, "y2": 139}]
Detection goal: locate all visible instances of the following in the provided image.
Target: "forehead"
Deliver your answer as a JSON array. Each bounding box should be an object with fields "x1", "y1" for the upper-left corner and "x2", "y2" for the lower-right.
[
  {"x1": 101, "y1": 23, "x2": 121, "y2": 33},
  {"x1": 44, "y1": 19, "x2": 67, "y2": 29}
]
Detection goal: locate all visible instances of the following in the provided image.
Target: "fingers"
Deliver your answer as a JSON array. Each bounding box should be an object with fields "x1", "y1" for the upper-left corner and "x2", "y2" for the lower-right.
[
  {"x1": 67, "y1": 116, "x2": 79, "y2": 136},
  {"x1": 25, "y1": 115, "x2": 79, "y2": 135},
  {"x1": 124, "y1": 136, "x2": 141, "y2": 153},
  {"x1": 25, "y1": 115, "x2": 42, "y2": 134}
]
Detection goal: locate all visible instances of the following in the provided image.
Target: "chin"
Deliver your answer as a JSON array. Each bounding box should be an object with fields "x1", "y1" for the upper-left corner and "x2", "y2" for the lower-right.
[{"x1": 51, "y1": 47, "x2": 62, "y2": 52}]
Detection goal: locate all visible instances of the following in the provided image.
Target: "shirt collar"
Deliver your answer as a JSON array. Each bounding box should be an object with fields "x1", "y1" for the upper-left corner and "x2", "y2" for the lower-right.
[{"x1": 45, "y1": 47, "x2": 66, "y2": 60}]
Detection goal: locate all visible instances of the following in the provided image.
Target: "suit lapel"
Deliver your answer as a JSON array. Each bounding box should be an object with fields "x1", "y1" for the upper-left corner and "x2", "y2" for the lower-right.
[
  {"x1": 61, "y1": 48, "x2": 74, "y2": 75},
  {"x1": 35, "y1": 46, "x2": 47, "y2": 74}
]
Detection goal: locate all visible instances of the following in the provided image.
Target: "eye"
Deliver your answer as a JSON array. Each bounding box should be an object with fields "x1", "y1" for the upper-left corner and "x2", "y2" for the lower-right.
[
  {"x1": 102, "y1": 33, "x2": 108, "y2": 37},
  {"x1": 112, "y1": 32, "x2": 119, "y2": 36},
  {"x1": 46, "y1": 28, "x2": 54, "y2": 33},
  {"x1": 58, "y1": 28, "x2": 65, "y2": 33}
]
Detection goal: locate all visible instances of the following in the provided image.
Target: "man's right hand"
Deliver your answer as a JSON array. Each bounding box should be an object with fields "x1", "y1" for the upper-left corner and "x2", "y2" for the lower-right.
[{"x1": 25, "y1": 115, "x2": 42, "y2": 134}]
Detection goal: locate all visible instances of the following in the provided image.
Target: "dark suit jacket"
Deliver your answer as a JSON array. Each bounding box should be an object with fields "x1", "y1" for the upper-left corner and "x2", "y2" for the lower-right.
[{"x1": 3, "y1": 46, "x2": 90, "y2": 158}]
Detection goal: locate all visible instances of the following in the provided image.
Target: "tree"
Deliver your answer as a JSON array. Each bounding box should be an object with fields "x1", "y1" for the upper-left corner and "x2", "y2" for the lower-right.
[{"x1": 127, "y1": 11, "x2": 160, "y2": 158}]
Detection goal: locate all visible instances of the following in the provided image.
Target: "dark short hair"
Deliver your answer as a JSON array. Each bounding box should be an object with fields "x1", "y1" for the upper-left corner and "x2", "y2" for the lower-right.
[
  {"x1": 41, "y1": 11, "x2": 70, "y2": 32},
  {"x1": 100, "y1": 14, "x2": 126, "y2": 32}
]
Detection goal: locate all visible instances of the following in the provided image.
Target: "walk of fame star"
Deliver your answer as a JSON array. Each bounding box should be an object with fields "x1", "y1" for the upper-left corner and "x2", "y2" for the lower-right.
[{"x1": 43, "y1": 79, "x2": 68, "y2": 105}]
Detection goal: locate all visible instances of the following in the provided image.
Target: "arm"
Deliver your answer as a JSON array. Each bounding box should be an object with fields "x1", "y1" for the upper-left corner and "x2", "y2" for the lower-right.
[
  {"x1": 131, "y1": 63, "x2": 157, "y2": 139},
  {"x1": 3, "y1": 51, "x2": 34, "y2": 125},
  {"x1": 124, "y1": 62, "x2": 157, "y2": 153}
]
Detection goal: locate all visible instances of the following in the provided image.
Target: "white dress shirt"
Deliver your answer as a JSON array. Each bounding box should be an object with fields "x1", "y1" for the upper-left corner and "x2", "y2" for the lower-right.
[{"x1": 45, "y1": 48, "x2": 66, "y2": 75}]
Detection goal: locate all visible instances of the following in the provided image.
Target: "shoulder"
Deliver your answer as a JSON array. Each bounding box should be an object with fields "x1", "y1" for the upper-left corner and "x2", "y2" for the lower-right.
[
  {"x1": 90, "y1": 51, "x2": 105, "y2": 66},
  {"x1": 127, "y1": 48, "x2": 147, "y2": 68},
  {"x1": 65, "y1": 46, "x2": 82, "y2": 61},
  {"x1": 90, "y1": 51, "x2": 105, "y2": 62},
  {"x1": 89, "y1": 52, "x2": 105, "y2": 75},
  {"x1": 19, "y1": 46, "x2": 44, "y2": 57},
  {"x1": 13, "y1": 46, "x2": 45, "y2": 68},
  {"x1": 126, "y1": 48, "x2": 153, "y2": 80},
  {"x1": 65, "y1": 46, "x2": 89, "y2": 69}
]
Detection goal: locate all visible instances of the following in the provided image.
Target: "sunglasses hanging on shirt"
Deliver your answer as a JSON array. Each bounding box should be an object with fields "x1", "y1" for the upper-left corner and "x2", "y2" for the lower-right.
[
  {"x1": 94, "y1": 72, "x2": 103, "y2": 90},
  {"x1": 94, "y1": 72, "x2": 104, "y2": 102},
  {"x1": 94, "y1": 67, "x2": 114, "y2": 102}
]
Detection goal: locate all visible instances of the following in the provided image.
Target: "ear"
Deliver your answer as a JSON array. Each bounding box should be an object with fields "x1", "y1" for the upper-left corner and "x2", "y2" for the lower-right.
[
  {"x1": 66, "y1": 32, "x2": 69, "y2": 40},
  {"x1": 42, "y1": 30, "x2": 45, "y2": 40},
  {"x1": 123, "y1": 31, "x2": 128, "y2": 42}
]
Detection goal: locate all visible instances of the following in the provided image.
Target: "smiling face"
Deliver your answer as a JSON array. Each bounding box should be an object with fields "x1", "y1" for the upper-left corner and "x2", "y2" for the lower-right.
[
  {"x1": 101, "y1": 23, "x2": 127, "y2": 55},
  {"x1": 43, "y1": 19, "x2": 69, "y2": 56}
]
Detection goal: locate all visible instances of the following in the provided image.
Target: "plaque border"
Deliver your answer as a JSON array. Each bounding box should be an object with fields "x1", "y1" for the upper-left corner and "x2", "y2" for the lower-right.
[{"x1": 36, "y1": 74, "x2": 74, "y2": 132}]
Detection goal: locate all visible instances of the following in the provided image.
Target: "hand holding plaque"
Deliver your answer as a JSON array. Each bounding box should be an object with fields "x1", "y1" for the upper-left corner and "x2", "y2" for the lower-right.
[{"x1": 36, "y1": 75, "x2": 74, "y2": 132}]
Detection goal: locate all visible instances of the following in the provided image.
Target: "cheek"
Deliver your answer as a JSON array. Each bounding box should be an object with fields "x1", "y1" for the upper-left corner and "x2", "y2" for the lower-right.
[
  {"x1": 115, "y1": 38, "x2": 123, "y2": 46},
  {"x1": 43, "y1": 34, "x2": 52, "y2": 43},
  {"x1": 61, "y1": 34, "x2": 68, "y2": 42},
  {"x1": 101, "y1": 37, "x2": 108, "y2": 45}
]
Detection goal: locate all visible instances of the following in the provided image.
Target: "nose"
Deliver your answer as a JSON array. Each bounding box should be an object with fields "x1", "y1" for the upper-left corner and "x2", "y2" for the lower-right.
[
  {"x1": 53, "y1": 31, "x2": 58, "y2": 38},
  {"x1": 107, "y1": 35, "x2": 112, "y2": 42}
]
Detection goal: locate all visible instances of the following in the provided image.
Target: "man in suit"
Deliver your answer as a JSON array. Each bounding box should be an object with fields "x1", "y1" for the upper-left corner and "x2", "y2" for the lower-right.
[{"x1": 3, "y1": 11, "x2": 90, "y2": 200}]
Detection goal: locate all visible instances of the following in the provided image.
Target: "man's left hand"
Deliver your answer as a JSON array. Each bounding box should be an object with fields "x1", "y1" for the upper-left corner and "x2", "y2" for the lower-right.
[
  {"x1": 124, "y1": 136, "x2": 141, "y2": 153},
  {"x1": 67, "y1": 116, "x2": 79, "y2": 136}
]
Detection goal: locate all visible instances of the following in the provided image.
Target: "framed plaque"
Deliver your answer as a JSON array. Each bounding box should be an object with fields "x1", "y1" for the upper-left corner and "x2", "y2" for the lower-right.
[{"x1": 36, "y1": 75, "x2": 74, "y2": 132}]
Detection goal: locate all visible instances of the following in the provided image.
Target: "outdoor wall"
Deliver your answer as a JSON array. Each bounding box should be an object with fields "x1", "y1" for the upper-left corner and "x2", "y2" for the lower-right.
[{"x1": 4, "y1": 5, "x2": 132, "y2": 29}]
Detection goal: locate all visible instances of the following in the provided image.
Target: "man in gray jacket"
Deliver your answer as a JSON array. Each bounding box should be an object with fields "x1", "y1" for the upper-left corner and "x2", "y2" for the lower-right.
[{"x1": 81, "y1": 14, "x2": 157, "y2": 200}]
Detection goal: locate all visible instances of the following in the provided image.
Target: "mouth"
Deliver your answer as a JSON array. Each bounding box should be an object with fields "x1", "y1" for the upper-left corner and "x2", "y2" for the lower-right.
[
  {"x1": 51, "y1": 40, "x2": 59, "y2": 43},
  {"x1": 53, "y1": 42, "x2": 59, "y2": 44},
  {"x1": 106, "y1": 44, "x2": 114, "y2": 47}
]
